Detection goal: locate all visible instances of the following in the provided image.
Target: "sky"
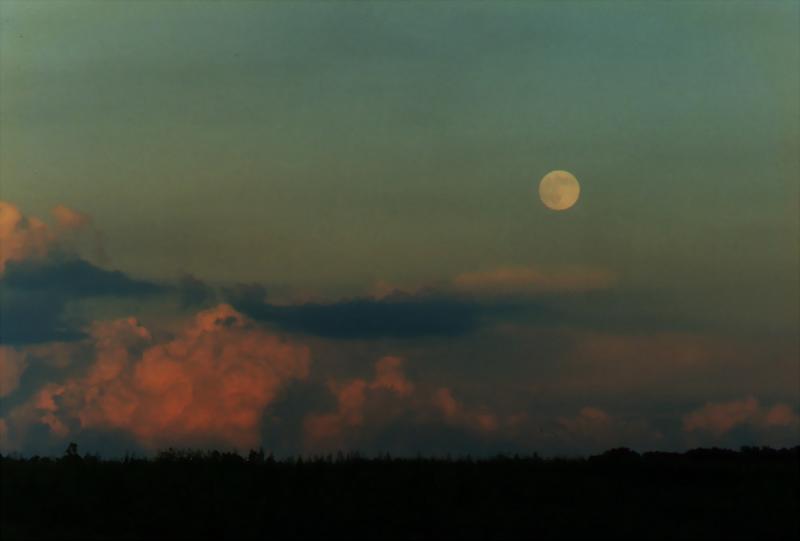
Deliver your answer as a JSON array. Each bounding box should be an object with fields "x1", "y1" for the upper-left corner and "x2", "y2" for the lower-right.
[{"x1": 0, "y1": 0, "x2": 798, "y2": 457}]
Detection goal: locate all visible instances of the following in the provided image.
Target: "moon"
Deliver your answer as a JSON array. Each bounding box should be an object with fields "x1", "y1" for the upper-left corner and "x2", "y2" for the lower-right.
[{"x1": 539, "y1": 170, "x2": 581, "y2": 211}]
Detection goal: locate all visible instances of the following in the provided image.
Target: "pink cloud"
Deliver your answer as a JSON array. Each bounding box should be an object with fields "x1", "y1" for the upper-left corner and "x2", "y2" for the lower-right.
[
  {"x1": 683, "y1": 397, "x2": 799, "y2": 436},
  {"x1": 764, "y1": 404, "x2": 798, "y2": 427},
  {"x1": 372, "y1": 356, "x2": 414, "y2": 396},
  {"x1": 0, "y1": 200, "x2": 96, "y2": 272},
  {"x1": 432, "y1": 388, "x2": 461, "y2": 419},
  {"x1": 8, "y1": 305, "x2": 310, "y2": 450},
  {"x1": 304, "y1": 356, "x2": 412, "y2": 445},
  {"x1": 0, "y1": 201, "x2": 54, "y2": 272},
  {"x1": 431, "y1": 387, "x2": 501, "y2": 433},
  {"x1": 304, "y1": 357, "x2": 509, "y2": 448},
  {"x1": 51, "y1": 204, "x2": 91, "y2": 230}
]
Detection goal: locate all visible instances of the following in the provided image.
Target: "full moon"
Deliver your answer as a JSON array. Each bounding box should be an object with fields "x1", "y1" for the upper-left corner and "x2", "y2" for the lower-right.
[{"x1": 539, "y1": 170, "x2": 581, "y2": 211}]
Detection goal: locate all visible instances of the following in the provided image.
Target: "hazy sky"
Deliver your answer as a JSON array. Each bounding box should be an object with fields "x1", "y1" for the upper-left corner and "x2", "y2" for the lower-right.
[{"x1": 1, "y1": 1, "x2": 797, "y2": 456}]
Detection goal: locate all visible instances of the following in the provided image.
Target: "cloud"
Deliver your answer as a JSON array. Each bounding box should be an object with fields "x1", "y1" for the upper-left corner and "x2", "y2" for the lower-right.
[
  {"x1": 431, "y1": 387, "x2": 501, "y2": 433},
  {"x1": 304, "y1": 357, "x2": 510, "y2": 450},
  {"x1": 177, "y1": 273, "x2": 216, "y2": 309},
  {"x1": 0, "y1": 201, "x2": 165, "y2": 345},
  {"x1": 0, "y1": 289, "x2": 87, "y2": 345},
  {"x1": 0, "y1": 200, "x2": 107, "y2": 272},
  {"x1": 0, "y1": 201, "x2": 54, "y2": 272},
  {"x1": 5, "y1": 305, "x2": 311, "y2": 450},
  {"x1": 452, "y1": 265, "x2": 616, "y2": 296},
  {"x1": 683, "y1": 397, "x2": 799, "y2": 436},
  {"x1": 0, "y1": 346, "x2": 27, "y2": 397},
  {"x1": 229, "y1": 286, "x2": 494, "y2": 339},
  {"x1": 51, "y1": 204, "x2": 92, "y2": 230},
  {"x1": 304, "y1": 356, "x2": 415, "y2": 445},
  {"x1": 0, "y1": 257, "x2": 164, "y2": 345},
  {"x1": 2, "y1": 257, "x2": 163, "y2": 297},
  {"x1": 372, "y1": 355, "x2": 415, "y2": 396}
]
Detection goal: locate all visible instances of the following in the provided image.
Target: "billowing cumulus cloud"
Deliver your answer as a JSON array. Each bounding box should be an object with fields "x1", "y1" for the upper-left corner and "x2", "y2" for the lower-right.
[
  {"x1": 2, "y1": 257, "x2": 163, "y2": 298},
  {"x1": 5, "y1": 305, "x2": 310, "y2": 450},
  {"x1": 431, "y1": 387, "x2": 502, "y2": 433},
  {"x1": 0, "y1": 201, "x2": 55, "y2": 272},
  {"x1": 0, "y1": 201, "x2": 105, "y2": 271},
  {"x1": 304, "y1": 356, "x2": 415, "y2": 445},
  {"x1": 51, "y1": 204, "x2": 92, "y2": 230},
  {"x1": 177, "y1": 273, "x2": 217, "y2": 309},
  {"x1": 304, "y1": 357, "x2": 514, "y2": 450},
  {"x1": 683, "y1": 397, "x2": 799, "y2": 436}
]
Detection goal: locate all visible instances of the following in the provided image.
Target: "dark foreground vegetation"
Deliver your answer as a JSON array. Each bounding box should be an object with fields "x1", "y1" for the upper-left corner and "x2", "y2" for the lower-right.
[{"x1": 1, "y1": 445, "x2": 798, "y2": 540}]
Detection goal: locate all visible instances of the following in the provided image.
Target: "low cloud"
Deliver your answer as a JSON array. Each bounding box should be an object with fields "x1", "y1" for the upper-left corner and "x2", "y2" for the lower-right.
[
  {"x1": 683, "y1": 397, "x2": 799, "y2": 436},
  {"x1": 0, "y1": 201, "x2": 55, "y2": 273},
  {"x1": 304, "y1": 356, "x2": 416, "y2": 445},
  {"x1": 0, "y1": 201, "x2": 165, "y2": 345},
  {"x1": 5, "y1": 305, "x2": 311, "y2": 450},
  {"x1": 228, "y1": 285, "x2": 496, "y2": 339},
  {"x1": 1, "y1": 257, "x2": 164, "y2": 345},
  {"x1": 51, "y1": 205, "x2": 91, "y2": 230},
  {"x1": 0, "y1": 346, "x2": 27, "y2": 397},
  {"x1": 304, "y1": 357, "x2": 514, "y2": 450}
]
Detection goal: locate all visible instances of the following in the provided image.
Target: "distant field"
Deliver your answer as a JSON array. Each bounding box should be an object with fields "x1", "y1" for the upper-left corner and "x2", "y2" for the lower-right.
[{"x1": 2, "y1": 446, "x2": 797, "y2": 540}]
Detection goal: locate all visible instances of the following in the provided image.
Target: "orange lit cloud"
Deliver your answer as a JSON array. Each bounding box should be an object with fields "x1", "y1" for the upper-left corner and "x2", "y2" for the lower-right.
[
  {"x1": 51, "y1": 204, "x2": 92, "y2": 230},
  {"x1": 0, "y1": 200, "x2": 97, "y2": 272},
  {"x1": 452, "y1": 265, "x2": 616, "y2": 295},
  {"x1": 305, "y1": 358, "x2": 509, "y2": 448},
  {"x1": 11, "y1": 305, "x2": 310, "y2": 449},
  {"x1": 304, "y1": 356, "x2": 415, "y2": 445},
  {"x1": 0, "y1": 201, "x2": 54, "y2": 272},
  {"x1": 373, "y1": 356, "x2": 415, "y2": 396},
  {"x1": 432, "y1": 387, "x2": 500, "y2": 433},
  {"x1": 683, "y1": 397, "x2": 799, "y2": 436}
]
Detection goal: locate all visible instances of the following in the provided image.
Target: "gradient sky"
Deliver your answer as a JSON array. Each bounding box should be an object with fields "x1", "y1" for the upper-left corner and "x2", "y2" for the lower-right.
[{"x1": 1, "y1": 1, "x2": 798, "y2": 456}]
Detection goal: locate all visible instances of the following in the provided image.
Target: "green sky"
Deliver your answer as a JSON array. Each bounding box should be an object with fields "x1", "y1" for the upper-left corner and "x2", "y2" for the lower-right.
[
  {"x1": 0, "y1": 1, "x2": 797, "y2": 456},
  {"x1": 2, "y1": 1, "x2": 795, "y2": 290}
]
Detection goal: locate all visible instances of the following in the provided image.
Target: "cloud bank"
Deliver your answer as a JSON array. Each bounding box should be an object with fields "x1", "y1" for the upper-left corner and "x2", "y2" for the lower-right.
[{"x1": 5, "y1": 305, "x2": 310, "y2": 450}]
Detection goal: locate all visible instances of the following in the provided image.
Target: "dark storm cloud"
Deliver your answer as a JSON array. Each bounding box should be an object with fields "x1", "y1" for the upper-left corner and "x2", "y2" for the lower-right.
[
  {"x1": 0, "y1": 289, "x2": 86, "y2": 345},
  {"x1": 226, "y1": 284, "x2": 533, "y2": 339},
  {"x1": 224, "y1": 282, "x2": 693, "y2": 341},
  {"x1": 177, "y1": 273, "x2": 216, "y2": 309},
  {"x1": 2, "y1": 256, "x2": 163, "y2": 297},
  {"x1": 0, "y1": 256, "x2": 164, "y2": 345}
]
